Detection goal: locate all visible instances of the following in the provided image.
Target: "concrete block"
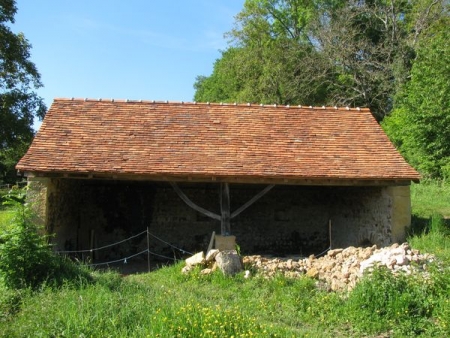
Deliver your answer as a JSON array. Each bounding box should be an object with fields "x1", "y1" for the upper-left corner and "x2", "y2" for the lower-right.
[{"x1": 215, "y1": 235, "x2": 236, "y2": 251}]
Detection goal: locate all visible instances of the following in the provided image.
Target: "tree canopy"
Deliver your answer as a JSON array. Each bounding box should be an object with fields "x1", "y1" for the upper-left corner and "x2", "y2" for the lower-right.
[
  {"x1": 0, "y1": 0, "x2": 46, "y2": 183},
  {"x1": 383, "y1": 15, "x2": 450, "y2": 179},
  {"x1": 194, "y1": 0, "x2": 333, "y2": 106},
  {"x1": 194, "y1": 0, "x2": 448, "y2": 120}
]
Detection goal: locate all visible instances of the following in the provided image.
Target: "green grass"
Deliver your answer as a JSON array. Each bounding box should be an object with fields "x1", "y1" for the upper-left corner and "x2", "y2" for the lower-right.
[
  {"x1": 409, "y1": 180, "x2": 450, "y2": 261},
  {"x1": 0, "y1": 182, "x2": 449, "y2": 337},
  {"x1": 0, "y1": 266, "x2": 339, "y2": 337},
  {"x1": 411, "y1": 180, "x2": 450, "y2": 217},
  {"x1": 0, "y1": 260, "x2": 448, "y2": 337},
  {"x1": 0, "y1": 189, "x2": 15, "y2": 231},
  {"x1": 409, "y1": 214, "x2": 450, "y2": 262},
  {"x1": 0, "y1": 209, "x2": 13, "y2": 229},
  {"x1": 0, "y1": 208, "x2": 15, "y2": 234}
]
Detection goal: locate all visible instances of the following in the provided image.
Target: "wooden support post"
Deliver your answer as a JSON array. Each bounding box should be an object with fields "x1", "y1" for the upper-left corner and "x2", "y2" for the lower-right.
[
  {"x1": 207, "y1": 231, "x2": 215, "y2": 253},
  {"x1": 230, "y1": 184, "x2": 275, "y2": 218},
  {"x1": 328, "y1": 219, "x2": 332, "y2": 249},
  {"x1": 170, "y1": 181, "x2": 274, "y2": 238},
  {"x1": 169, "y1": 182, "x2": 220, "y2": 220},
  {"x1": 90, "y1": 229, "x2": 95, "y2": 263},
  {"x1": 147, "y1": 227, "x2": 151, "y2": 272},
  {"x1": 220, "y1": 182, "x2": 231, "y2": 236}
]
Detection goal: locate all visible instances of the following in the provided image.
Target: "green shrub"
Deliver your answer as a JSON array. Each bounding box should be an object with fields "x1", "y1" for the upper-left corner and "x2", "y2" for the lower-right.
[
  {"x1": 346, "y1": 266, "x2": 442, "y2": 336},
  {"x1": 0, "y1": 189, "x2": 91, "y2": 289},
  {"x1": 0, "y1": 287, "x2": 28, "y2": 322}
]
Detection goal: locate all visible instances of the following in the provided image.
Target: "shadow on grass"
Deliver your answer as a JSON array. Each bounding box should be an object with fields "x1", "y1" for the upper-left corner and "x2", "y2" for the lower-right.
[
  {"x1": 408, "y1": 214, "x2": 450, "y2": 237},
  {"x1": 408, "y1": 215, "x2": 432, "y2": 236}
]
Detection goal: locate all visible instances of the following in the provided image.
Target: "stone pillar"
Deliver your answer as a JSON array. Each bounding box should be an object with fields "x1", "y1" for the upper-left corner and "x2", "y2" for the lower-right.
[
  {"x1": 386, "y1": 185, "x2": 412, "y2": 243},
  {"x1": 26, "y1": 177, "x2": 51, "y2": 229}
]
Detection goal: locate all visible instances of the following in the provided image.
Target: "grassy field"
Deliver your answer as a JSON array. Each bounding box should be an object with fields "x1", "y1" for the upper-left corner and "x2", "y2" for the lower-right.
[
  {"x1": 0, "y1": 190, "x2": 17, "y2": 233},
  {"x1": 0, "y1": 191, "x2": 14, "y2": 232},
  {"x1": 0, "y1": 182, "x2": 449, "y2": 337},
  {"x1": 411, "y1": 180, "x2": 450, "y2": 217}
]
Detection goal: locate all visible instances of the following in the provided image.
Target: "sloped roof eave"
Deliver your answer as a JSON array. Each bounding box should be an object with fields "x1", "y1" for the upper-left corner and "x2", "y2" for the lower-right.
[{"x1": 20, "y1": 169, "x2": 419, "y2": 186}]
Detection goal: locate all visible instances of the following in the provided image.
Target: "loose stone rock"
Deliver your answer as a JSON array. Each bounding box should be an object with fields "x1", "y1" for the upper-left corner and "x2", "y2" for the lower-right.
[
  {"x1": 327, "y1": 248, "x2": 343, "y2": 257},
  {"x1": 205, "y1": 249, "x2": 220, "y2": 262},
  {"x1": 185, "y1": 251, "x2": 205, "y2": 267},
  {"x1": 306, "y1": 267, "x2": 319, "y2": 279},
  {"x1": 183, "y1": 243, "x2": 435, "y2": 291},
  {"x1": 215, "y1": 250, "x2": 243, "y2": 276},
  {"x1": 242, "y1": 243, "x2": 435, "y2": 291}
]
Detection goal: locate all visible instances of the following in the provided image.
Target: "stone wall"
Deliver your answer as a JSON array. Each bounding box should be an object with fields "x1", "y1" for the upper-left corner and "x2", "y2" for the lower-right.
[
  {"x1": 28, "y1": 178, "x2": 412, "y2": 260},
  {"x1": 26, "y1": 178, "x2": 49, "y2": 229},
  {"x1": 386, "y1": 186, "x2": 412, "y2": 243}
]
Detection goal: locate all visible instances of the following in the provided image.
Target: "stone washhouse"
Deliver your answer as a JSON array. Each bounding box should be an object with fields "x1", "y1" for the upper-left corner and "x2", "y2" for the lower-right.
[{"x1": 16, "y1": 99, "x2": 420, "y2": 262}]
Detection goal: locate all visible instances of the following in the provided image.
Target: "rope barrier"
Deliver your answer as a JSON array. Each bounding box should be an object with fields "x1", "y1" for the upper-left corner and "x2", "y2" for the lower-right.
[
  {"x1": 148, "y1": 250, "x2": 177, "y2": 261},
  {"x1": 57, "y1": 229, "x2": 190, "y2": 256},
  {"x1": 87, "y1": 250, "x2": 178, "y2": 268},
  {"x1": 147, "y1": 232, "x2": 193, "y2": 256},
  {"x1": 88, "y1": 249, "x2": 149, "y2": 267},
  {"x1": 56, "y1": 228, "x2": 189, "y2": 270},
  {"x1": 56, "y1": 230, "x2": 148, "y2": 254},
  {"x1": 56, "y1": 220, "x2": 332, "y2": 267},
  {"x1": 314, "y1": 247, "x2": 331, "y2": 258}
]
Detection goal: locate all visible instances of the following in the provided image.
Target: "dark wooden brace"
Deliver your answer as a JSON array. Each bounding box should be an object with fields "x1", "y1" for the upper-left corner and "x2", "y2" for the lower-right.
[{"x1": 169, "y1": 182, "x2": 274, "y2": 235}]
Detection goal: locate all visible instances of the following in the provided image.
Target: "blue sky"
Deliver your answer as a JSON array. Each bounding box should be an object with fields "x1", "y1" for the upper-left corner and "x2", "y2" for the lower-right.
[{"x1": 13, "y1": 1, "x2": 245, "y2": 129}]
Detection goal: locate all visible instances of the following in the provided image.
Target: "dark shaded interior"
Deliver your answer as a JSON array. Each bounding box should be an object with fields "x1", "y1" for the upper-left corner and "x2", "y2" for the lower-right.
[{"x1": 46, "y1": 179, "x2": 392, "y2": 268}]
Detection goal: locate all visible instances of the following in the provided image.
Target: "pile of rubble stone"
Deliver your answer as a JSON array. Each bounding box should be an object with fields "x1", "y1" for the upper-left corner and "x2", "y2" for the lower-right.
[
  {"x1": 243, "y1": 243, "x2": 435, "y2": 291},
  {"x1": 182, "y1": 242, "x2": 435, "y2": 291}
]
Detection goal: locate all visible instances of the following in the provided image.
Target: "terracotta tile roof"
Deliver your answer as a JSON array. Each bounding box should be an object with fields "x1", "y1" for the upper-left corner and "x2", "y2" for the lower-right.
[{"x1": 16, "y1": 98, "x2": 420, "y2": 184}]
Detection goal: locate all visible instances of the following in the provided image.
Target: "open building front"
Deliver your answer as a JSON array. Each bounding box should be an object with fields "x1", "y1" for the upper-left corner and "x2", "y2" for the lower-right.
[{"x1": 16, "y1": 99, "x2": 420, "y2": 264}]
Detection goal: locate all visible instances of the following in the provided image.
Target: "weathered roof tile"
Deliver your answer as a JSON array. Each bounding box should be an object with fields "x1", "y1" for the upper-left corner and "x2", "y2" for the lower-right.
[{"x1": 16, "y1": 98, "x2": 420, "y2": 184}]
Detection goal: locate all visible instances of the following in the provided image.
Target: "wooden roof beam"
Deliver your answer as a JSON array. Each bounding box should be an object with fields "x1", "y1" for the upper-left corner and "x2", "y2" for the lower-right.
[{"x1": 21, "y1": 171, "x2": 416, "y2": 186}]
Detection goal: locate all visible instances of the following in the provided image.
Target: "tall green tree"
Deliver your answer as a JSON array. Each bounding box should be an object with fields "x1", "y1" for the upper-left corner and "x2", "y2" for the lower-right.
[
  {"x1": 315, "y1": 0, "x2": 449, "y2": 120},
  {"x1": 313, "y1": 0, "x2": 409, "y2": 120},
  {"x1": 194, "y1": 48, "x2": 244, "y2": 103},
  {"x1": 0, "y1": 0, "x2": 46, "y2": 184},
  {"x1": 383, "y1": 16, "x2": 450, "y2": 179},
  {"x1": 194, "y1": 0, "x2": 334, "y2": 105},
  {"x1": 194, "y1": 0, "x2": 448, "y2": 121}
]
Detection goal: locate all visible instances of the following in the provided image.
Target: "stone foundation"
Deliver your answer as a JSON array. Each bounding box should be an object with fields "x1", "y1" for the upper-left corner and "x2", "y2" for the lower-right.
[{"x1": 26, "y1": 178, "x2": 412, "y2": 260}]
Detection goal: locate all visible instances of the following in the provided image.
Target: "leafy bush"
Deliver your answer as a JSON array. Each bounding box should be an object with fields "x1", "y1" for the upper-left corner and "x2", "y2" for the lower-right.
[
  {"x1": 0, "y1": 286, "x2": 29, "y2": 323},
  {"x1": 0, "y1": 189, "x2": 91, "y2": 289},
  {"x1": 346, "y1": 266, "x2": 448, "y2": 336}
]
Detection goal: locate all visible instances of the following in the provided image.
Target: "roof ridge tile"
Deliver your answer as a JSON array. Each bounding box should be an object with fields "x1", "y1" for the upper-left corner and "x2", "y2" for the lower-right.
[{"x1": 52, "y1": 98, "x2": 371, "y2": 111}]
